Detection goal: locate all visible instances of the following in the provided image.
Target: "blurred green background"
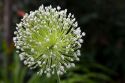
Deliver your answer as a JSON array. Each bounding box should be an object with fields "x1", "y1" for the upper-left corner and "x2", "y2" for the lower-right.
[{"x1": 0, "y1": 0, "x2": 125, "y2": 83}]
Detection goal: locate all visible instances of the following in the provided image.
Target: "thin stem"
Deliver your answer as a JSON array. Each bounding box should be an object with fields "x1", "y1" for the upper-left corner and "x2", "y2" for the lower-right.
[
  {"x1": 57, "y1": 72, "x2": 61, "y2": 83},
  {"x1": 56, "y1": 67, "x2": 61, "y2": 83}
]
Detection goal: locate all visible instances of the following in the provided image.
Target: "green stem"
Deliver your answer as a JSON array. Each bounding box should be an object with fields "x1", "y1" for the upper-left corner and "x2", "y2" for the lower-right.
[
  {"x1": 57, "y1": 72, "x2": 61, "y2": 83},
  {"x1": 56, "y1": 67, "x2": 61, "y2": 83}
]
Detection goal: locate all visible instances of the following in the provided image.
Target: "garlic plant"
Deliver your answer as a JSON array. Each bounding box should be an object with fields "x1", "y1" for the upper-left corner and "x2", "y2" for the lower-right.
[{"x1": 13, "y1": 5, "x2": 85, "y2": 78}]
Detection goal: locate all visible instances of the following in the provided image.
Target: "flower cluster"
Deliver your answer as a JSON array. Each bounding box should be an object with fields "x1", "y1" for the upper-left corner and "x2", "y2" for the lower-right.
[{"x1": 13, "y1": 5, "x2": 85, "y2": 77}]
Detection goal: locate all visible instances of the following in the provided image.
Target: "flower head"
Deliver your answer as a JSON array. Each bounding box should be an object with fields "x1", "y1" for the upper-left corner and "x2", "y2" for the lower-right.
[{"x1": 13, "y1": 5, "x2": 85, "y2": 77}]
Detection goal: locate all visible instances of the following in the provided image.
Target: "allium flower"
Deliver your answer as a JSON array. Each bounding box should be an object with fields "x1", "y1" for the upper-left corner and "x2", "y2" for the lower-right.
[{"x1": 13, "y1": 5, "x2": 85, "y2": 77}]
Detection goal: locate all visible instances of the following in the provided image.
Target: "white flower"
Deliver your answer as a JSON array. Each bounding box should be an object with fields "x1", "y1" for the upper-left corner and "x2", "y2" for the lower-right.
[{"x1": 13, "y1": 5, "x2": 85, "y2": 77}]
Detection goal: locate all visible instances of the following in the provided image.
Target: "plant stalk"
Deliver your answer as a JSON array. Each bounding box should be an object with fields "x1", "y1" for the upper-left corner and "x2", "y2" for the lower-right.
[
  {"x1": 57, "y1": 72, "x2": 61, "y2": 83},
  {"x1": 56, "y1": 67, "x2": 61, "y2": 83}
]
